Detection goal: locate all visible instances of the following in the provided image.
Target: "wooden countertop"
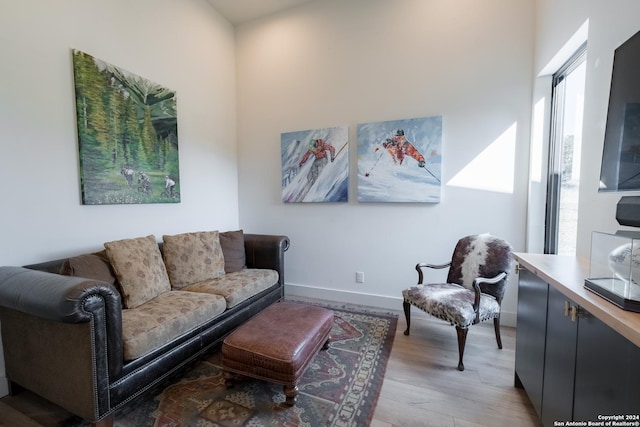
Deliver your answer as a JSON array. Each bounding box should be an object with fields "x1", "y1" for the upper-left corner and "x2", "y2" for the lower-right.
[{"x1": 514, "y1": 252, "x2": 640, "y2": 348}]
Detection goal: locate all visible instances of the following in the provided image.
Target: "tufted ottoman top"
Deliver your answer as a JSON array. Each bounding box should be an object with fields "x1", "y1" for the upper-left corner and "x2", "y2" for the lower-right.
[{"x1": 222, "y1": 301, "x2": 333, "y2": 384}]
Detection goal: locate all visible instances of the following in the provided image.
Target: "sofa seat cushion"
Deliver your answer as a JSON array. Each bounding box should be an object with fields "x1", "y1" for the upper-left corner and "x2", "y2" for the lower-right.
[
  {"x1": 182, "y1": 269, "x2": 279, "y2": 308},
  {"x1": 121, "y1": 290, "x2": 226, "y2": 361}
]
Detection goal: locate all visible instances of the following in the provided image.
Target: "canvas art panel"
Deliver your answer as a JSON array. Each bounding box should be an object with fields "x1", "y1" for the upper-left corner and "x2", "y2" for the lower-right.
[
  {"x1": 281, "y1": 125, "x2": 349, "y2": 203},
  {"x1": 72, "y1": 49, "x2": 180, "y2": 205},
  {"x1": 357, "y1": 116, "x2": 442, "y2": 203}
]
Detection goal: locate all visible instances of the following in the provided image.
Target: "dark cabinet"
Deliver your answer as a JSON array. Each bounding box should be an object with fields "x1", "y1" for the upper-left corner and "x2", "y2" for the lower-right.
[
  {"x1": 573, "y1": 311, "x2": 640, "y2": 420},
  {"x1": 540, "y1": 285, "x2": 577, "y2": 426},
  {"x1": 515, "y1": 263, "x2": 640, "y2": 426},
  {"x1": 514, "y1": 267, "x2": 548, "y2": 417}
]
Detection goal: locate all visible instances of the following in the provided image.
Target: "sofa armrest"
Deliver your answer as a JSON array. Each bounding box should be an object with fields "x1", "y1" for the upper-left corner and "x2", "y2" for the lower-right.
[
  {"x1": 0, "y1": 266, "x2": 121, "y2": 322},
  {"x1": 243, "y1": 234, "x2": 290, "y2": 285},
  {"x1": 0, "y1": 266, "x2": 124, "y2": 381}
]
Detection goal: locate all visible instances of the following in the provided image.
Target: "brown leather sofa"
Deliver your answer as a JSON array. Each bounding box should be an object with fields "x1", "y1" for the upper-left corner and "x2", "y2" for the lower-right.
[{"x1": 0, "y1": 233, "x2": 289, "y2": 427}]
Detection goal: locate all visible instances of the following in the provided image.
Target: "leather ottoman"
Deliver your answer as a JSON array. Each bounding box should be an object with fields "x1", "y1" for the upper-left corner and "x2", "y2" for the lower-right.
[{"x1": 222, "y1": 301, "x2": 333, "y2": 406}]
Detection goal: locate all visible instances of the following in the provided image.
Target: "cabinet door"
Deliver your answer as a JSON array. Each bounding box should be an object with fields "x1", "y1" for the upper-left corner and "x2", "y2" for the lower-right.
[
  {"x1": 515, "y1": 267, "x2": 549, "y2": 417},
  {"x1": 541, "y1": 286, "x2": 578, "y2": 426},
  {"x1": 573, "y1": 311, "x2": 639, "y2": 420},
  {"x1": 626, "y1": 342, "x2": 640, "y2": 411}
]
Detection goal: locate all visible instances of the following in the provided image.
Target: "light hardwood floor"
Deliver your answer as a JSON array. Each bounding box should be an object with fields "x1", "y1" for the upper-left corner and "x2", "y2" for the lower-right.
[
  {"x1": 372, "y1": 310, "x2": 541, "y2": 427},
  {"x1": 0, "y1": 306, "x2": 541, "y2": 427}
]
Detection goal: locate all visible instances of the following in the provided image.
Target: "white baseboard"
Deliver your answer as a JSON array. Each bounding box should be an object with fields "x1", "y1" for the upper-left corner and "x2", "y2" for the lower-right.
[
  {"x1": 0, "y1": 376, "x2": 8, "y2": 397},
  {"x1": 284, "y1": 283, "x2": 517, "y2": 328}
]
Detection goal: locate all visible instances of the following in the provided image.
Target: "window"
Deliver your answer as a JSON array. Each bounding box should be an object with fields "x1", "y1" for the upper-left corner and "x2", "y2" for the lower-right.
[{"x1": 545, "y1": 43, "x2": 587, "y2": 255}]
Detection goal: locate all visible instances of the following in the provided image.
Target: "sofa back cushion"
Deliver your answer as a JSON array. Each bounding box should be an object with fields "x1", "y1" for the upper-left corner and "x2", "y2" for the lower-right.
[
  {"x1": 104, "y1": 235, "x2": 171, "y2": 309},
  {"x1": 162, "y1": 231, "x2": 225, "y2": 289},
  {"x1": 219, "y1": 230, "x2": 247, "y2": 273}
]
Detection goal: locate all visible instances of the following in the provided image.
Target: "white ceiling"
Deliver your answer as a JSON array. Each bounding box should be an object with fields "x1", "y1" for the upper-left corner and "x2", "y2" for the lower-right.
[{"x1": 207, "y1": 0, "x2": 314, "y2": 25}]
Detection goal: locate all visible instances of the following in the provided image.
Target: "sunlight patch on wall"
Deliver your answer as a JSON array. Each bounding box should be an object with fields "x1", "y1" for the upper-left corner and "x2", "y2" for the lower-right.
[
  {"x1": 531, "y1": 97, "x2": 546, "y2": 183},
  {"x1": 447, "y1": 123, "x2": 517, "y2": 193}
]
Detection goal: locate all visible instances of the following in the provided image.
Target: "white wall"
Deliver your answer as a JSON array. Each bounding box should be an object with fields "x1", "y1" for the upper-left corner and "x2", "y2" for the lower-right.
[
  {"x1": 0, "y1": 0, "x2": 239, "y2": 266},
  {"x1": 235, "y1": 0, "x2": 535, "y2": 325},
  {"x1": 530, "y1": 0, "x2": 640, "y2": 258},
  {"x1": 0, "y1": 0, "x2": 237, "y2": 396}
]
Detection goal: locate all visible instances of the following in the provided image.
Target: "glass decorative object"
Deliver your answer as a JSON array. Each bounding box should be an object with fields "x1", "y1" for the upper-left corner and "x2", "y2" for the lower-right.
[{"x1": 585, "y1": 230, "x2": 640, "y2": 312}]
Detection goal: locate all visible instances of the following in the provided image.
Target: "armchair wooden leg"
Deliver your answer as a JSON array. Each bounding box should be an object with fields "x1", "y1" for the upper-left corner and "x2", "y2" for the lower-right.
[
  {"x1": 493, "y1": 316, "x2": 503, "y2": 349},
  {"x1": 403, "y1": 301, "x2": 411, "y2": 335},
  {"x1": 455, "y1": 326, "x2": 468, "y2": 371}
]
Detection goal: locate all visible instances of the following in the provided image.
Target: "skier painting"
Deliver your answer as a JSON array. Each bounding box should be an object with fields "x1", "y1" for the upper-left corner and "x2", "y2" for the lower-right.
[
  {"x1": 357, "y1": 116, "x2": 442, "y2": 203},
  {"x1": 281, "y1": 126, "x2": 349, "y2": 203},
  {"x1": 299, "y1": 138, "x2": 336, "y2": 186},
  {"x1": 376, "y1": 129, "x2": 426, "y2": 168}
]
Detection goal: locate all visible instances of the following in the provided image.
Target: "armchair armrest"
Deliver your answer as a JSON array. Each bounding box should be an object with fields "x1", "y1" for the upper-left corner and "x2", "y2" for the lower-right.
[
  {"x1": 473, "y1": 271, "x2": 507, "y2": 287},
  {"x1": 415, "y1": 262, "x2": 451, "y2": 284},
  {"x1": 470, "y1": 271, "x2": 508, "y2": 323}
]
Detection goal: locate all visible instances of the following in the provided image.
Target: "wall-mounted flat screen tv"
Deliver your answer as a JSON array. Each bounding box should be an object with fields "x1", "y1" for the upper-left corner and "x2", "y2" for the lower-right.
[{"x1": 599, "y1": 30, "x2": 640, "y2": 192}]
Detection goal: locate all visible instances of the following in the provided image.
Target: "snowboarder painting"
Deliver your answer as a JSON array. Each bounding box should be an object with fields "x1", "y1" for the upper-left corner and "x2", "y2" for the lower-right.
[
  {"x1": 357, "y1": 116, "x2": 442, "y2": 203},
  {"x1": 281, "y1": 126, "x2": 348, "y2": 203}
]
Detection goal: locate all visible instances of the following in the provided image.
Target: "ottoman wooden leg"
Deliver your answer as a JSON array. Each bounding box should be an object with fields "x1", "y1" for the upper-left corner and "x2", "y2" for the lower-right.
[
  {"x1": 223, "y1": 371, "x2": 235, "y2": 388},
  {"x1": 322, "y1": 337, "x2": 331, "y2": 350},
  {"x1": 283, "y1": 384, "x2": 298, "y2": 406}
]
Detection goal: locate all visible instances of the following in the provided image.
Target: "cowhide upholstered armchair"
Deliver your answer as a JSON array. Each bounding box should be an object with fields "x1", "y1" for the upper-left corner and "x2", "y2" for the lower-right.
[{"x1": 402, "y1": 234, "x2": 513, "y2": 371}]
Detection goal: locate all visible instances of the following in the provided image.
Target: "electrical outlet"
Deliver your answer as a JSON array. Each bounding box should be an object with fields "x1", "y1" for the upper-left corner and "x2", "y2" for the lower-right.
[{"x1": 356, "y1": 272, "x2": 364, "y2": 283}]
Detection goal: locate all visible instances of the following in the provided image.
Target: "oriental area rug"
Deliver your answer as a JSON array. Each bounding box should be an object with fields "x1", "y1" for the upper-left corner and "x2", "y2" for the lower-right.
[{"x1": 66, "y1": 301, "x2": 397, "y2": 427}]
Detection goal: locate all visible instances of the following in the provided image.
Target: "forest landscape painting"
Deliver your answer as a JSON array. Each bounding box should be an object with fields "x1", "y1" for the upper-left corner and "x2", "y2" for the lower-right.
[
  {"x1": 72, "y1": 49, "x2": 180, "y2": 205},
  {"x1": 357, "y1": 116, "x2": 442, "y2": 203},
  {"x1": 281, "y1": 125, "x2": 349, "y2": 202}
]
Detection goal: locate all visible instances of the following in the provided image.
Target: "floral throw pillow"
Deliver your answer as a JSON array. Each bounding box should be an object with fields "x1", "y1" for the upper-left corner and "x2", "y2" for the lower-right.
[
  {"x1": 162, "y1": 231, "x2": 225, "y2": 289},
  {"x1": 104, "y1": 235, "x2": 171, "y2": 309}
]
